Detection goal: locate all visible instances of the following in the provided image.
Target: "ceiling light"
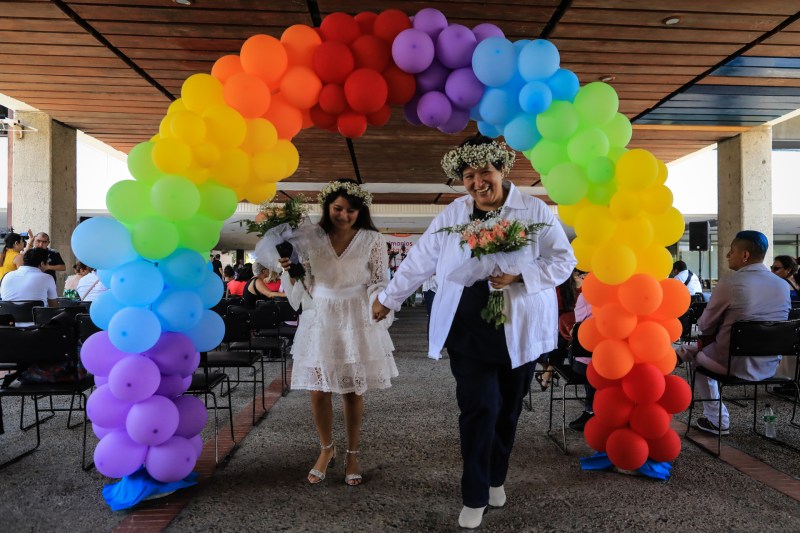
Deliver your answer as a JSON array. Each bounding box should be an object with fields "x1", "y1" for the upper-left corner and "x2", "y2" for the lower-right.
[
  {"x1": 599, "y1": 75, "x2": 615, "y2": 82},
  {"x1": 662, "y1": 16, "x2": 681, "y2": 25},
  {"x1": 173, "y1": 0, "x2": 193, "y2": 5}
]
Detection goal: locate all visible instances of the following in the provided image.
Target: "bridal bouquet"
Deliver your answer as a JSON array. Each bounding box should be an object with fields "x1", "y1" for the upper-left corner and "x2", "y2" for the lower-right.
[
  {"x1": 437, "y1": 212, "x2": 547, "y2": 328},
  {"x1": 249, "y1": 196, "x2": 309, "y2": 279}
]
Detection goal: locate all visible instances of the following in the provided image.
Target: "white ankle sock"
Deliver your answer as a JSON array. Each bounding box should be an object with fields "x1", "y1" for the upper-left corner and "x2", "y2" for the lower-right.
[
  {"x1": 488, "y1": 485, "x2": 506, "y2": 507},
  {"x1": 458, "y1": 505, "x2": 487, "y2": 529}
]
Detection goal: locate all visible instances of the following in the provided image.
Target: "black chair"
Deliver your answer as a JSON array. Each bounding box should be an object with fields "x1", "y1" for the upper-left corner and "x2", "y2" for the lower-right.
[
  {"x1": 228, "y1": 304, "x2": 289, "y2": 395},
  {"x1": 0, "y1": 325, "x2": 94, "y2": 470},
  {"x1": 53, "y1": 298, "x2": 90, "y2": 309},
  {"x1": 0, "y1": 300, "x2": 44, "y2": 324},
  {"x1": 33, "y1": 306, "x2": 85, "y2": 328},
  {"x1": 685, "y1": 319, "x2": 800, "y2": 456},
  {"x1": 75, "y1": 313, "x2": 101, "y2": 343},
  {"x1": 186, "y1": 352, "x2": 236, "y2": 465}
]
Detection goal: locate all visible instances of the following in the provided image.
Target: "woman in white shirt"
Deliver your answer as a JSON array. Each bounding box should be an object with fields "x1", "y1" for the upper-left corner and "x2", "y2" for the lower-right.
[
  {"x1": 373, "y1": 135, "x2": 575, "y2": 529},
  {"x1": 76, "y1": 267, "x2": 108, "y2": 302}
]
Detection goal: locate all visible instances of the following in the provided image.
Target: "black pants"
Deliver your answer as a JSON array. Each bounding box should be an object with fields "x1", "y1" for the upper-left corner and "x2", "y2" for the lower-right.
[
  {"x1": 449, "y1": 352, "x2": 535, "y2": 508},
  {"x1": 571, "y1": 360, "x2": 595, "y2": 411}
]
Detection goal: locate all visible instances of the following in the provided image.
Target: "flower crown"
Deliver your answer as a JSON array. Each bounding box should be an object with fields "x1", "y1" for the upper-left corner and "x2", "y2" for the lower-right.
[
  {"x1": 441, "y1": 141, "x2": 516, "y2": 181},
  {"x1": 317, "y1": 180, "x2": 373, "y2": 207}
]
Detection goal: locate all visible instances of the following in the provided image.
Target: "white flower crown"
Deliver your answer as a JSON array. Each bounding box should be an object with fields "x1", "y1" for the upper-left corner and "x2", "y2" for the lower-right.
[
  {"x1": 317, "y1": 180, "x2": 373, "y2": 207},
  {"x1": 441, "y1": 141, "x2": 516, "y2": 181}
]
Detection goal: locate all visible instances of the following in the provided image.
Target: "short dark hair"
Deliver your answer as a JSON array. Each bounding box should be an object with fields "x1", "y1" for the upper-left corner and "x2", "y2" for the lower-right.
[
  {"x1": 235, "y1": 263, "x2": 253, "y2": 281},
  {"x1": 23, "y1": 248, "x2": 49, "y2": 268},
  {"x1": 223, "y1": 265, "x2": 235, "y2": 278},
  {"x1": 317, "y1": 179, "x2": 378, "y2": 233},
  {"x1": 672, "y1": 261, "x2": 687, "y2": 272},
  {"x1": 457, "y1": 134, "x2": 506, "y2": 178},
  {"x1": 774, "y1": 255, "x2": 798, "y2": 275}
]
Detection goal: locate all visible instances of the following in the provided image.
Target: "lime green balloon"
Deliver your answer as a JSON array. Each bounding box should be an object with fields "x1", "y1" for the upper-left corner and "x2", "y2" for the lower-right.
[
  {"x1": 132, "y1": 216, "x2": 179, "y2": 260},
  {"x1": 604, "y1": 112, "x2": 633, "y2": 147},
  {"x1": 177, "y1": 214, "x2": 222, "y2": 254},
  {"x1": 528, "y1": 138, "x2": 568, "y2": 175},
  {"x1": 586, "y1": 156, "x2": 615, "y2": 185},
  {"x1": 545, "y1": 162, "x2": 589, "y2": 205},
  {"x1": 198, "y1": 180, "x2": 238, "y2": 221},
  {"x1": 106, "y1": 180, "x2": 152, "y2": 224},
  {"x1": 574, "y1": 82, "x2": 619, "y2": 127},
  {"x1": 536, "y1": 101, "x2": 578, "y2": 141},
  {"x1": 151, "y1": 176, "x2": 201, "y2": 221},
  {"x1": 608, "y1": 146, "x2": 628, "y2": 162},
  {"x1": 587, "y1": 181, "x2": 617, "y2": 206},
  {"x1": 127, "y1": 142, "x2": 164, "y2": 184},
  {"x1": 567, "y1": 127, "x2": 609, "y2": 166}
]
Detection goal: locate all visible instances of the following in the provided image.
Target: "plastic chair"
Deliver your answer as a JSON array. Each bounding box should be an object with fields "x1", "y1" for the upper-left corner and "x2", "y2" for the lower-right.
[
  {"x1": 186, "y1": 353, "x2": 236, "y2": 465},
  {"x1": 228, "y1": 304, "x2": 289, "y2": 395},
  {"x1": 0, "y1": 300, "x2": 44, "y2": 324}
]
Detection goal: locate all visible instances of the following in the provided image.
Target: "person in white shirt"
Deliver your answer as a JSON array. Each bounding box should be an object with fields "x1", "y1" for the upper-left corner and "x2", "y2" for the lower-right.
[
  {"x1": 76, "y1": 268, "x2": 108, "y2": 302},
  {"x1": 372, "y1": 135, "x2": 575, "y2": 529},
  {"x1": 671, "y1": 260, "x2": 703, "y2": 297},
  {"x1": 0, "y1": 248, "x2": 58, "y2": 308}
]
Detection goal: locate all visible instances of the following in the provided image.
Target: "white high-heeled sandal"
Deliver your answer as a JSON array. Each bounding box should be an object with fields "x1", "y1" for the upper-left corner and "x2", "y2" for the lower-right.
[
  {"x1": 308, "y1": 441, "x2": 335, "y2": 484},
  {"x1": 344, "y1": 449, "x2": 363, "y2": 486}
]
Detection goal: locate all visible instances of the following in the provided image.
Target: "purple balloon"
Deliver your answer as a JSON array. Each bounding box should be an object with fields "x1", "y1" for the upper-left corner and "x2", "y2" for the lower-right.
[
  {"x1": 95, "y1": 430, "x2": 148, "y2": 479},
  {"x1": 403, "y1": 97, "x2": 422, "y2": 125},
  {"x1": 413, "y1": 8, "x2": 448, "y2": 38},
  {"x1": 80, "y1": 331, "x2": 128, "y2": 378},
  {"x1": 391, "y1": 28, "x2": 435, "y2": 74},
  {"x1": 438, "y1": 107, "x2": 470, "y2": 134},
  {"x1": 415, "y1": 59, "x2": 449, "y2": 93},
  {"x1": 445, "y1": 68, "x2": 485, "y2": 110},
  {"x1": 144, "y1": 332, "x2": 198, "y2": 377},
  {"x1": 126, "y1": 395, "x2": 179, "y2": 446},
  {"x1": 188, "y1": 435, "x2": 203, "y2": 457},
  {"x1": 155, "y1": 372, "x2": 192, "y2": 397},
  {"x1": 436, "y1": 24, "x2": 477, "y2": 69},
  {"x1": 94, "y1": 375, "x2": 108, "y2": 387},
  {"x1": 173, "y1": 395, "x2": 208, "y2": 438},
  {"x1": 473, "y1": 23, "x2": 505, "y2": 43},
  {"x1": 92, "y1": 422, "x2": 114, "y2": 439},
  {"x1": 108, "y1": 355, "x2": 162, "y2": 403},
  {"x1": 87, "y1": 384, "x2": 133, "y2": 428},
  {"x1": 146, "y1": 436, "x2": 198, "y2": 483},
  {"x1": 417, "y1": 91, "x2": 453, "y2": 128}
]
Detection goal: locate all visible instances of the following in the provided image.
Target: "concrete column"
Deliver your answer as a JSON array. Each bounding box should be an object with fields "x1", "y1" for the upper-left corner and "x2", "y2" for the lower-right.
[
  {"x1": 11, "y1": 111, "x2": 77, "y2": 291},
  {"x1": 716, "y1": 125, "x2": 772, "y2": 277}
]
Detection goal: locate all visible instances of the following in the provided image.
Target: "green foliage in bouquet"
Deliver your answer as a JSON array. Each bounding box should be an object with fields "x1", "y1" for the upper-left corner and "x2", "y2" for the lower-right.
[{"x1": 240, "y1": 195, "x2": 308, "y2": 237}]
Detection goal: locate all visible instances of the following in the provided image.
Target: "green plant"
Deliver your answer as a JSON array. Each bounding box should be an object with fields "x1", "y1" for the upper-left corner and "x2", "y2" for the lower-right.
[{"x1": 240, "y1": 195, "x2": 308, "y2": 237}]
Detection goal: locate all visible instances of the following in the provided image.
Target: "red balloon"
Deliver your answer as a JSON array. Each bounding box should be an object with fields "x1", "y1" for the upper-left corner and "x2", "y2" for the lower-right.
[
  {"x1": 621, "y1": 363, "x2": 665, "y2": 404},
  {"x1": 586, "y1": 360, "x2": 619, "y2": 390},
  {"x1": 373, "y1": 9, "x2": 412, "y2": 43},
  {"x1": 344, "y1": 68, "x2": 388, "y2": 114},
  {"x1": 647, "y1": 428, "x2": 681, "y2": 462},
  {"x1": 337, "y1": 112, "x2": 367, "y2": 138},
  {"x1": 319, "y1": 12, "x2": 361, "y2": 44},
  {"x1": 351, "y1": 35, "x2": 391, "y2": 71},
  {"x1": 383, "y1": 65, "x2": 417, "y2": 105},
  {"x1": 366, "y1": 104, "x2": 391, "y2": 126},
  {"x1": 594, "y1": 302, "x2": 638, "y2": 340},
  {"x1": 309, "y1": 105, "x2": 337, "y2": 130},
  {"x1": 618, "y1": 274, "x2": 663, "y2": 316},
  {"x1": 651, "y1": 278, "x2": 691, "y2": 320},
  {"x1": 354, "y1": 12, "x2": 378, "y2": 35},
  {"x1": 594, "y1": 386, "x2": 634, "y2": 428},
  {"x1": 312, "y1": 41, "x2": 355, "y2": 84},
  {"x1": 630, "y1": 403, "x2": 671, "y2": 439},
  {"x1": 606, "y1": 428, "x2": 649, "y2": 471},
  {"x1": 658, "y1": 374, "x2": 692, "y2": 414},
  {"x1": 318, "y1": 84, "x2": 348, "y2": 115},
  {"x1": 584, "y1": 416, "x2": 615, "y2": 452},
  {"x1": 582, "y1": 273, "x2": 619, "y2": 307}
]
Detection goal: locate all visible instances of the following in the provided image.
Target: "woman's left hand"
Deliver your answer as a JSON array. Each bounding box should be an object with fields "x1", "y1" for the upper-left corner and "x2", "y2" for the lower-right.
[{"x1": 488, "y1": 272, "x2": 522, "y2": 289}]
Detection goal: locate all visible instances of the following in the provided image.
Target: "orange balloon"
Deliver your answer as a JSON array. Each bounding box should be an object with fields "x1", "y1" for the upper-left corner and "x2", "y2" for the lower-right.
[
  {"x1": 301, "y1": 107, "x2": 314, "y2": 129},
  {"x1": 628, "y1": 321, "x2": 671, "y2": 364},
  {"x1": 618, "y1": 273, "x2": 663, "y2": 316},
  {"x1": 592, "y1": 339, "x2": 635, "y2": 380},
  {"x1": 582, "y1": 273, "x2": 619, "y2": 307},
  {"x1": 281, "y1": 24, "x2": 322, "y2": 66},
  {"x1": 651, "y1": 278, "x2": 691, "y2": 320},
  {"x1": 653, "y1": 349, "x2": 677, "y2": 375},
  {"x1": 659, "y1": 317, "x2": 683, "y2": 342},
  {"x1": 240, "y1": 34, "x2": 288, "y2": 86},
  {"x1": 211, "y1": 55, "x2": 244, "y2": 83},
  {"x1": 577, "y1": 317, "x2": 604, "y2": 352},
  {"x1": 223, "y1": 72, "x2": 271, "y2": 119},
  {"x1": 280, "y1": 66, "x2": 322, "y2": 109},
  {"x1": 594, "y1": 302, "x2": 638, "y2": 340},
  {"x1": 263, "y1": 93, "x2": 303, "y2": 140}
]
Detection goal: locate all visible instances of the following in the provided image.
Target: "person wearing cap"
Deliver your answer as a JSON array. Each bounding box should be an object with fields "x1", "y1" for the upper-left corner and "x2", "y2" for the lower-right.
[{"x1": 677, "y1": 230, "x2": 790, "y2": 435}]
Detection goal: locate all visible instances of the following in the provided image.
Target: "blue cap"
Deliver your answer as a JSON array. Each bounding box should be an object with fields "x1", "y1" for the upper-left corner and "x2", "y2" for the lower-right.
[{"x1": 735, "y1": 230, "x2": 769, "y2": 255}]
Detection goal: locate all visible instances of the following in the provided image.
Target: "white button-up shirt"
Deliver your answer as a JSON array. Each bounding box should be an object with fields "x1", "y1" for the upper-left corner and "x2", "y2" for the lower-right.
[
  {"x1": 674, "y1": 269, "x2": 703, "y2": 295},
  {"x1": 379, "y1": 183, "x2": 576, "y2": 368}
]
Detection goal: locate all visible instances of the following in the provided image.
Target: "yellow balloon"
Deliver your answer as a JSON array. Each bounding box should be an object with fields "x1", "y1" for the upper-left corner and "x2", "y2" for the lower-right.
[
  {"x1": 609, "y1": 189, "x2": 641, "y2": 220},
  {"x1": 211, "y1": 148, "x2": 250, "y2": 188},
  {"x1": 635, "y1": 245, "x2": 673, "y2": 280},
  {"x1": 613, "y1": 216, "x2": 654, "y2": 251},
  {"x1": 575, "y1": 205, "x2": 616, "y2": 245},
  {"x1": 170, "y1": 110, "x2": 206, "y2": 146},
  {"x1": 183, "y1": 165, "x2": 210, "y2": 185},
  {"x1": 592, "y1": 242, "x2": 636, "y2": 285},
  {"x1": 192, "y1": 142, "x2": 220, "y2": 168},
  {"x1": 651, "y1": 206, "x2": 685, "y2": 247},
  {"x1": 570, "y1": 237, "x2": 595, "y2": 272},
  {"x1": 244, "y1": 182, "x2": 278, "y2": 204},
  {"x1": 182, "y1": 73, "x2": 224, "y2": 114},
  {"x1": 158, "y1": 116, "x2": 173, "y2": 139},
  {"x1": 251, "y1": 151, "x2": 288, "y2": 182},
  {"x1": 168, "y1": 98, "x2": 187, "y2": 115},
  {"x1": 656, "y1": 159, "x2": 668, "y2": 185},
  {"x1": 152, "y1": 138, "x2": 192, "y2": 174},
  {"x1": 273, "y1": 139, "x2": 300, "y2": 177},
  {"x1": 557, "y1": 198, "x2": 590, "y2": 227},
  {"x1": 615, "y1": 149, "x2": 657, "y2": 191},
  {"x1": 640, "y1": 184, "x2": 673, "y2": 215},
  {"x1": 203, "y1": 105, "x2": 247, "y2": 148},
  {"x1": 241, "y1": 118, "x2": 279, "y2": 154}
]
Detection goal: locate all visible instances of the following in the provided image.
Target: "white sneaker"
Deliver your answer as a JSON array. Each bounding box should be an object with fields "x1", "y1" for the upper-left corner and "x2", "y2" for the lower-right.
[
  {"x1": 488, "y1": 485, "x2": 506, "y2": 507},
  {"x1": 458, "y1": 505, "x2": 487, "y2": 529}
]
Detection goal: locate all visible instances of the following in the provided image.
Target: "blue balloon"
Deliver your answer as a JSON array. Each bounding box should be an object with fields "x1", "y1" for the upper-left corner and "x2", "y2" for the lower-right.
[
  {"x1": 183, "y1": 310, "x2": 225, "y2": 352},
  {"x1": 111, "y1": 260, "x2": 164, "y2": 306},
  {"x1": 71, "y1": 217, "x2": 137, "y2": 271},
  {"x1": 479, "y1": 87, "x2": 520, "y2": 126},
  {"x1": 512, "y1": 39, "x2": 530, "y2": 53},
  {"x1": 153, "y1": 290, "x2": 203, "y2": 332},
  {"x1": 108, "y1": 307, "x2": 162, "y2": 353},
  {"x1": 196, "y1": 271, "x2": 224, "y2": 309},
  {"x1": 503, "y1": 114, "x2": 541, "y2": 152},
  {"x1": 469, "y1": 105, "x2": 483, "y2": 122},
  {"x1": 519, "y1": 81, "x2": 553, "y2": 114},
  {"x1": 518, "y1": 39, "x2": 560, "y2": 82},
  {"x1": 472, "y1": 37, "x2": 516, "y2": 87},
  {"x1": 477, "y1": 120, "x2": 502, "y2": 138},
  {"x1": 547, "y1": 68, "x2": 580, "y2": 102},
  {"x1": 96, "y1": 268, "x2": 114, "y2": 288},
  {"x1": 89, "y1": 291, "x2": 126, "y2": 331},
  {"x1": 157, "y1": 249, "x2": 207, "y2": 290}
]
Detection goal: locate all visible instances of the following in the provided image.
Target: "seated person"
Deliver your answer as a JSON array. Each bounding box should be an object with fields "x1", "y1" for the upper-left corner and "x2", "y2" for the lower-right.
[
  {"x1": 242, "y1": 262, "x2": 286, "y2": 306},
  {"x1": 0, "y1": 248, "x2": 58, "y2": 311},
  {"x1": 568, "y1": 289, "x2": 594, "y2": 431},
  {"x1": 677, "y1": 231, "x2": 790, "y2": 435},
  {"x1": 671, "y1": 260, "x2": 704, "y2": 299},
  {"x1": 75, "y1": 265, "x2": 108, "y2": 302},
  {"x1": 227, "y1": 263, "x2": 253, "y2": 297},
  {"x1": 771, "y1": 255, "x2": 800, "y2": 302}
]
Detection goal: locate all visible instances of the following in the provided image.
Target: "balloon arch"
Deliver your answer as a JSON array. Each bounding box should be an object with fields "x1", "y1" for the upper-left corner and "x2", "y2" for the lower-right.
[{"x1": 71, "y1": 7, "x2": 692, "y2": 487}]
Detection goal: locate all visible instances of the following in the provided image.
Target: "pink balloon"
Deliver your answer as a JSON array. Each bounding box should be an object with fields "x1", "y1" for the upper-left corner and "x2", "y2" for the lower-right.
[
  {"x1": 126, "y1": 395, "x2": 179, "y2": 446},
  {"x1": 146, "y1": 436, "x2": 198, "y2": 483},
  {"x1": 94, "y1": 430, "x2": 147, "y2": 479}
]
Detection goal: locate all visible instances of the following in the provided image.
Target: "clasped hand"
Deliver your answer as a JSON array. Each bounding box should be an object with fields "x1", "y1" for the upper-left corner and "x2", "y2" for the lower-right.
[
  {"x1": 488, "y1": 272, "x2": 521, "y2": 290},
  {"x1": 372, "y1": 299, "x2": 390, "y2": 322}
]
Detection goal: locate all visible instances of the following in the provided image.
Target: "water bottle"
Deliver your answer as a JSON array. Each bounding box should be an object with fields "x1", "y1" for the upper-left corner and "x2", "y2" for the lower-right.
[{"x1": 763, "y1": 404, "x2": 777, "y2": 438}]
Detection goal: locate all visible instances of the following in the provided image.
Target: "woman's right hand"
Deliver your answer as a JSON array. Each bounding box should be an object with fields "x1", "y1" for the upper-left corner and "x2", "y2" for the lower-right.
[{"x1": 278, "y1": 257, "x2": 292, "y2": 271}]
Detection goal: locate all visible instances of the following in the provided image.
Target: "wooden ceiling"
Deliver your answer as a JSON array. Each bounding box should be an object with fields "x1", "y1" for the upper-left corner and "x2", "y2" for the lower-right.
[{"x1": 3, "y1": 0, "x2": 800, "y2": 203}]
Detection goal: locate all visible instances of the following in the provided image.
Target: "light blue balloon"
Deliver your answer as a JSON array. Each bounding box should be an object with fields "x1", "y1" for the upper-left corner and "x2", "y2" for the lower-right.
[
  {"x1": 196, "y1": 271, "x2": 224, "y2": 309},
  {"x1": 71, "y1": 217, "x2": 138, "y2": 271},
  {"x1": 547, "y1": 68, "x2": 580, "y2": 102},
  {"x1": 479, "y1": 87, "x2": 520, "y2": 126},
  {"x1": 157, "y1": 249, "x2": 207, "y2": 290},
  {"x1": 478, "y1": 121, "x2": 502, "y2": 138},
  {"x1": 111, "y1": 260, "x2": 164, "y2": 306},
  {"x1": 503, "y1": 114, "x2": 541, "y2": 152},
  {"x1": 469, "y1": 105, "x2": 483, "y2": 122},
  {"x1": 153, "y1": 290, "x2": 203, "y2": 332},
  {"x1": 512, "y1": 39, "x2": 530, "y2": 53},
  {"x1": 519, "y1": 81, "x2": 553, "y2": 114},
  {"x1": 518, "y1": 39, "x2": 560, "y2": 82},
  {"x1": 471, "y1": 37, "x2": 516, "y2": 87},
  {"x1": 108, "y1": 307, "x2": 162, "y2": 353},
  {"x1": 89, "y1": 291, "x2": 126, "y2": 331},
  {"x1": 96, "y1": 268, "x2": 114, "y2": 288},
  {"x1": 183, "y1": 310, "x2": 225, "y2": 352}
]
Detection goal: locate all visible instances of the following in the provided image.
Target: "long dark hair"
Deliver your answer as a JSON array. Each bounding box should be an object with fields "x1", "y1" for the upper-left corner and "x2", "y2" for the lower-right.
[
  {"x1": 559, "y1": 269, "x2": 585, "y2": 312},
  {"x1": 1, "y1": 233, "x2": 22, "y2": 265},
  {"x1": 318, "y1": 179, "x2": 378, "y2": 233}
]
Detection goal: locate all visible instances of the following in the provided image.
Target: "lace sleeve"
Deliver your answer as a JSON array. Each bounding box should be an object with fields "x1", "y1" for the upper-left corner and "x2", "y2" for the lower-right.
[{"x1": 368, "y1": 232, "x2": 388, "y2": 288}]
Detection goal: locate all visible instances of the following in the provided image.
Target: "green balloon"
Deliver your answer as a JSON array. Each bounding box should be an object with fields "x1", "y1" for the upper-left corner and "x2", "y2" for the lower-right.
[
  {"x1": 198, "y1": 180, "x2": 238, "y2": 221},
  {"x1": 586, "y1": 156, "x2": 615, "y2": 185},
  {"x1": 151, "y1": 176, "x2": 201, "y2": 221},
  {"x1": 604, "y1": 112, "x2": 632, "y2": 147},
  {"x1": 608, "y1": 146, "x2": 628, "y2": 162},
  {"x1": 177, "y1": 214, "x2": 222, "y2": 254},
  {"x1": 132, "y1": 216, "x2": 179, "y2": 260},
  {"x1": 574, "y1": 82, "x2": 619, "y2": 127},
  {"x1": 587, "y1": 180, "x2": 617, "y2": 206},
  {"x1": 567, "y1": 127, "x2": 609, "y2": 166},
  {"x1": 127, "y1": 142, "x2": 164, "y2": 184},
  {"x1": 536, "y1": 101, "x2": 578, "y2": 141},
  {"x1": 545, "y1": 162, "x2": 589, "y2": 205},
  {"x1": 528, "y1": 138, "x2": 568, "y2": 175},
  {"x1": 106, "y1": 180, "x2": 152, "y2": 224}
]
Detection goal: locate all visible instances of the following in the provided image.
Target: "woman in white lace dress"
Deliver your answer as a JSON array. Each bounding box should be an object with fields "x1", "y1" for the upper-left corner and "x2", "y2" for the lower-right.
[{"x1": 278, "y1": 179, "x2": 397, "y2": 486}]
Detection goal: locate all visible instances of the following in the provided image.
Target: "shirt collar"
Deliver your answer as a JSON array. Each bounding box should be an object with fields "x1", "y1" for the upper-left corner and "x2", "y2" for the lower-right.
[{"x1": 738, "y1": 263, "x2": 769, "y2": 273}]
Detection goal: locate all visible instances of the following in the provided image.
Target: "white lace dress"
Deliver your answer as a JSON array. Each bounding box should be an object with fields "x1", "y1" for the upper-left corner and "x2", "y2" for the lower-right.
[{"x1": 286, "y1": 225, "x2": 397, "y2": 395}]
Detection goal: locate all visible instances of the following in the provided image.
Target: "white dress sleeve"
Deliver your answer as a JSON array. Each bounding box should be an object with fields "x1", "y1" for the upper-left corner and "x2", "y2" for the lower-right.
[{"x1": 366, "y1": 232, "x2": 393, "y2": 327}]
